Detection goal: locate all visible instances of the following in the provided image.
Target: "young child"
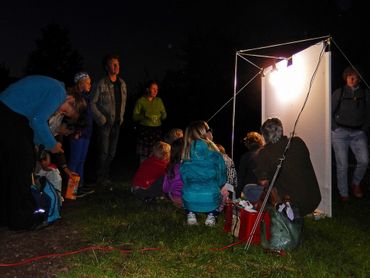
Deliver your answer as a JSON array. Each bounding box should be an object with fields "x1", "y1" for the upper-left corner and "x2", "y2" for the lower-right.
[
  {"x1": 47, "y1": 89, "x2": 87, "y2": 193},
  {"x1": 180, "y1": 120, "x2": 226, "y2": 226},
  {"x1": 132, "y1": 141, "x2": 171, "y2": 201},
  {"x1": 67, "y1": 72, "x2": 95, "y2": 197},
  {"x1": 238, "y1": 131, "x2": 265, "y2": 203},
  {"x1": 215, "y1": 143, "x2": 238, "y2": 208},
  {"x1": 163, "y1": 138, "x2": 184, "y2": 207},
  {"x1": 35, "y1": 148, "x2": 63, "y2": 205},
  {"x1": 164, "y1": 128, "x2": 184, "y2": 144}
]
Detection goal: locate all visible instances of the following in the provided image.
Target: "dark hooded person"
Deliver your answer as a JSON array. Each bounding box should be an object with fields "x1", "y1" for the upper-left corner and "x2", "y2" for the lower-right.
[{"x1": 254, "y1": 118, "x2": 321, "y2": 216}]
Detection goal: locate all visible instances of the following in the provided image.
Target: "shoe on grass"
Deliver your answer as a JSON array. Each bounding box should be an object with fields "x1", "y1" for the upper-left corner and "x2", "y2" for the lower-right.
[
  {"x1": 205, "y1": 213, "x2": 216, "y2": 227},
  {"x1": 340, "y1": 195, "x2": 349, "y2": 202},
  {"x1": 351, "y1": 184, "x2": 363, "y2": 198},
  {"x1": 187, "y1": 212, "x2": 198, "y2": 225},
  {"x1": 76, "y1": 187, "x2": 95, "y2": 198}
]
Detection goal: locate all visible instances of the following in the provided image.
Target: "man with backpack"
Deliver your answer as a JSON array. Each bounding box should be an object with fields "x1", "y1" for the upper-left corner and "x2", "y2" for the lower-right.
[{"x1": 332, "y1": 66, "x2": 370, "y2": 202}]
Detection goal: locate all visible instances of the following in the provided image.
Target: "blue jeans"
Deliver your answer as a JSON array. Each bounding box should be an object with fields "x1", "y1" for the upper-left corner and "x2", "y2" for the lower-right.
[
  {"x1": 96, "y1": 123, "x2": 121, "y2": 184},
  {"x1": 332, "y1": 127, "x2": 369, "y2": 197},
  {"x1": 68, "y1": 137, "x2": 91, "y2": 185}
]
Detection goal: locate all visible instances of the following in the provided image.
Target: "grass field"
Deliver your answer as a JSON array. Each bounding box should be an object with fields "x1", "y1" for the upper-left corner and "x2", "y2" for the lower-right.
[{"x1": 58, "y1": 180, "x2": 370, "y2": 278}]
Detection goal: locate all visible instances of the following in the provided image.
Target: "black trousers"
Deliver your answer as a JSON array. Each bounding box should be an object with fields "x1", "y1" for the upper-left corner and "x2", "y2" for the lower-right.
[
  {"x1": 95, "y1": 123, "x2": 121, "y2": 184},
  {"x1": 0, "y1": 102, "x2": 37, "y2": 230},
  {"x1": 132, "y1": 177, "x2": 164, "y2": 200}
]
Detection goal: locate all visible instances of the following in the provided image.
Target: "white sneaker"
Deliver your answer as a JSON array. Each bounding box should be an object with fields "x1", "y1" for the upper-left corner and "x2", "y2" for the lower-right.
[
  {"x1": 244, "y1": 201, "x2": 257, "y2": 213},
  {"x1": 187, "y1": 212, "x2": 198, "y2": 225},
  {"x1": 205, "y1": 213, "x2": 216, "y2": 227}
]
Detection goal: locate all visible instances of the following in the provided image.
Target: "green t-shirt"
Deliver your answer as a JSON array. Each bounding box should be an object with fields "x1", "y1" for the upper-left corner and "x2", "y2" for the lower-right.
[{"x1": 132, "y1": 96, "x2": 167, "y2": 127}]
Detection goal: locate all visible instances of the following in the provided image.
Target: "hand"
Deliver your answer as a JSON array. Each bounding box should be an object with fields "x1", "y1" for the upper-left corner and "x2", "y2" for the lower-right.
[
  {"x1": 58, "y1": 124, "x2": 74, "y2": 136},
  {"x1": 145, "y1": 113, "x2": 159, "y2": 122},
  {"x1": 221, "y1": 185, "x2": 229, "y2": 197},
  {"x1": 100, "y1": 117, "x2": 107, "y2": 126},
  {"x1": 258, "y1": 179, "x2": 269, "y2": 187},
  {"x1": 73, "y1": 131, "x2": 82, "y2": 140},
  {"x1": 63, "y1": 167, "x2": 78, "y2": 178},
  {"x1": 50, "y1": 142, "x2": 64, "y2": 154}
]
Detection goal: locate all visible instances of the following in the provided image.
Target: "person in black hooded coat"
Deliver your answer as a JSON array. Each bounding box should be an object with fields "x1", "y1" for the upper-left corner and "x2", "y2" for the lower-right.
[{"x1": 254, "y1": 118, "x2": 321, "y2": 216}]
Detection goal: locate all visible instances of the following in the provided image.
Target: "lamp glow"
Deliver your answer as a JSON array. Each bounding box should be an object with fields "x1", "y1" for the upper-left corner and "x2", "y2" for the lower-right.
[{"x1": 268, "y1": 56, "x2": 306, "y2": 104}]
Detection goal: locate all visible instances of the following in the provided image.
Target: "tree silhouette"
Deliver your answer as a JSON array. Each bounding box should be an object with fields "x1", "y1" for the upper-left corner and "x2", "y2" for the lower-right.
[{"x1": 25, "y1": 23, "x2": 83, "y2": 85}]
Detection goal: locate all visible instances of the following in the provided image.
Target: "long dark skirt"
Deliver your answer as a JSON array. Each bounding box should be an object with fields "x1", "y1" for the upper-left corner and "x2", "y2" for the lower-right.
[{"x1": 136, "y1": 125, "x2": 162, "y2": 162}]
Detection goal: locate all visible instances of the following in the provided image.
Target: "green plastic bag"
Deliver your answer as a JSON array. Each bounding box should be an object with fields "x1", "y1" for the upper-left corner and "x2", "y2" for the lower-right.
[{"x1": 261, "y1": 206, "x2": 303, "y2": 251}]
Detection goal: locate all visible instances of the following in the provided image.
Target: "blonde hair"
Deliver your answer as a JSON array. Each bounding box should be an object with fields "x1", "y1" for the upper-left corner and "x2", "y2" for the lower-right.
[
  {"x1": 215, "y1": 143, "x2": 226, "y2": 154},
  {"x1": 152, "y1": 141, "x2": 171, "y2": 161},
  {"x1": 63, "y1": 90, "x2": 87, "y2": 120},
  {"x1": 182, "y1": 120, "x2": 219, "y2": 160},
  {"x1": 243, "y1": 131, "x2": 264, "y2": 150},
  {"x1": 164, "y1": 128, "x2": 184, "y2": 144}
]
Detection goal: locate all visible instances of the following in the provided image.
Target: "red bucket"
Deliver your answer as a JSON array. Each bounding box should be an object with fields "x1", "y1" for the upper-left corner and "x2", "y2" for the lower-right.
[{"x1": 225, "y1": 205, "x2": 270, "y2": 245}]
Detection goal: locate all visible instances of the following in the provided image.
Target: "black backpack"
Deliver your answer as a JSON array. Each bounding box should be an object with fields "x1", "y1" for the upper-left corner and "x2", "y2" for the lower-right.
[{"x1": 333, "y1": 87, "x2": 367, "y2": 129}]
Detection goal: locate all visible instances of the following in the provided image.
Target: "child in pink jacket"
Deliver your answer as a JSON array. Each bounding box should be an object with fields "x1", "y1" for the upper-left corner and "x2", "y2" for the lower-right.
[{"x1": 163, "y1": 138, "x2": 184, "y2": 207}]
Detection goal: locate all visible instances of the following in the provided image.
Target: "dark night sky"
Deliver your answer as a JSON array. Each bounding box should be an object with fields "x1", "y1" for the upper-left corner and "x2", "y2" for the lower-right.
[
  {"x1": 2, "y1": 0, "x2": 369, "y2": 87},
  {"x1": 1, "y1": 1, "x2": 187, "y2": 87},
  {"x1": 1, "y1": 0, "x2": 369, "y2": 159},
  {"x1": 2, "y1": 0, "x2": 367, "y2": 88}
]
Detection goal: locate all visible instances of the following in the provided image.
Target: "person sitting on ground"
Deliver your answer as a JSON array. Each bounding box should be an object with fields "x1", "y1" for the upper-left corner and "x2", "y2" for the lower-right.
[
  {"x1": 163, "y1": 138, "x2": 184, "y2": 207},
  {"x1": 215, "y1": 143, "x2": 237, "y2": 210},
  {"x1": 35, "y1": 149, "x2": 63, "y2": 205},
  {"x1": 238, "y1": 131, "x2": 265, "y2": 203},
  {"x1": 164, "y1": 128, "x2": 184, "y2": 145},
  {"x1": 180, "y1": 120, "x2": 226, "y2": 227},
  {"x1": 254, "y1": 118, "x2": 322, "y2": 217},
  {"x1": 132, "y1": 141, "x2": 171, "y2": 202}
]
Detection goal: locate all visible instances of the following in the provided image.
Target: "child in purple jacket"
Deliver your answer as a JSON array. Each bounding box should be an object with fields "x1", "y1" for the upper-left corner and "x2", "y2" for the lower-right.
[{"x1": 163, "y1": 138, "x2": 184, "y2": 207}]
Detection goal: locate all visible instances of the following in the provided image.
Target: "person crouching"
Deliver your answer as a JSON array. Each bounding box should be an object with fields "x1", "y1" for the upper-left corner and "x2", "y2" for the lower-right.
[{"x1": 131, "y1": 141, "x2": 170, "y2": 202}]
